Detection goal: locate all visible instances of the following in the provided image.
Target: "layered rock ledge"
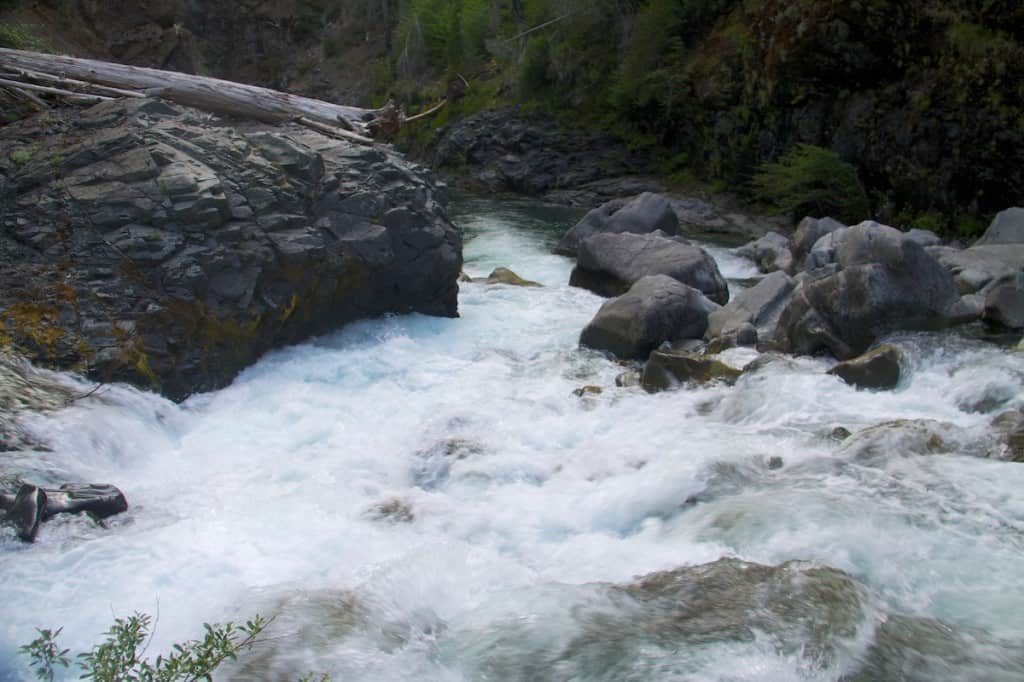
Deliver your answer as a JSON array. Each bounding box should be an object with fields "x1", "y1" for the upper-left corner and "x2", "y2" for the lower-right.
[{"x1": 0, "y1": 99, "x2": 462, "y2": 400}]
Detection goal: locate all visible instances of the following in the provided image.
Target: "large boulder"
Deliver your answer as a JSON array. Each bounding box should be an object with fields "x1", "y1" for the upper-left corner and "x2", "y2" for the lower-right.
[
  {"x1": 705, "y1": 271, "x2": 796, "y2": 349},
  {"x1": 983, "y1": 273, "x2": 1024, "y2": 329},
  {"x1": 976, "y1": 207, "x2": 1024, "y2": 246},
  {"x1": 579, "y1": 275, "x2": 718, "y2": 360},
  {"x1": 736, "y1": 231, "x2": 794, "y2": 274},
  {"x1": 570, "y1": 231, "x2": 729, "y2": 304},
  {"x1": 930, "y1": 244, "x2": 1024, "y2": 295},
  {"x1": 555, "y1": 192, "x2": 679, "y2": 257},
  {"x1": 0, "y1": 99, "x2": 462, "y2": 400},
  {"x1": 774, "y1": 222, "x2": 969, "y2": 359}
]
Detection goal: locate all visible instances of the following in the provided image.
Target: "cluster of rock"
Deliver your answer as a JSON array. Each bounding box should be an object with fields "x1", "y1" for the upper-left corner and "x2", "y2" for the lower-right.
[
  {"x1": 0, "y1": 98, "x2": 463, "y2": 400},
  {"x1": 563, "y1": 193, "x2": 1023, "y2": 394}
]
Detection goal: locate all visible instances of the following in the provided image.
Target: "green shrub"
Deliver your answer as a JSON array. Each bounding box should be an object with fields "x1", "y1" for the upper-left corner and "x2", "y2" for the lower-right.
[
  {"x1": 21, "y1": 611, "x2": 282, "y2": 682},
  {"x1": 751, "y1": 144, "x2": 870, "y2": 222},
  {"x1": 0, "y1": 23, "x2": 48, "y2": 51}
]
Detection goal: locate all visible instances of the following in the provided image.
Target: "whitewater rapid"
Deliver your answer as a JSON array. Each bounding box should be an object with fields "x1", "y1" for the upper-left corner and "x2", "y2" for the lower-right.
[{"x1": 2, "y1": 198, "x2": 1023, "y2": 680}]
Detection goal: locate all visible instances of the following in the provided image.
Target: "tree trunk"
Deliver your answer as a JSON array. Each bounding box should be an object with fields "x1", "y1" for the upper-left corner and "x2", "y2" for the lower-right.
[{"x1": 0, "y1": 48, "x2": 379, "y2": 132}]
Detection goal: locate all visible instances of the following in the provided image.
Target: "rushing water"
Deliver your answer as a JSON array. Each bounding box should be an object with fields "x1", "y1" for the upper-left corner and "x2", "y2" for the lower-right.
[{"x1": 2, "y1": 197, "x2": 1024, "y2": 681}]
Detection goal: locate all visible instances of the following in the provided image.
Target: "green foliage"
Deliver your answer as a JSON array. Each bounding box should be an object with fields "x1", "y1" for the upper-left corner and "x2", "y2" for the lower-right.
[
  {"x1": 21, "y1": 612, "x2": 274, "y2": 682},
  {"x1": 751, "y1": 144, "x2": 870, "y2": 222},
  {"x1": 394, "y1": 0, "x2": 490, "y2": 76},
  {"x1": 0, "y1": 22, "x2": 48, "y2": 51}
]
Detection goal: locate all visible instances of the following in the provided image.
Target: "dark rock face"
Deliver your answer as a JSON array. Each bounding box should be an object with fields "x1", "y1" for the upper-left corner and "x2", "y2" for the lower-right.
[
  {"x1": 641, "y1": 351, "x2": 742, "y2": 392},
  {"x1": 706, "y1": 271, "x2": 796, "y2": 349},
  {"x1": 826, "y1": 344, "x2": 903, "y2": 390},
  {"x1": 429, "y1": 108, "x2": 651, "y2": 201},
  {"x1": 555, "y1": 193, "x2": 679, "y2": 257},
  {"x1": 736, "y1": 231, "x2": 793, "y2": 274},
  {"x1": 774, "y1": 222, "x2": 967, "y2": 359},
  {"x1": 579, "y1": 275, "x2": 718, "y2": 360},
  {"x1": 0, "y1": 100, "x2": 462, "y2": 400},
  {"x1": 570, "y1": 232, "x2": 729, "y2": 304}
]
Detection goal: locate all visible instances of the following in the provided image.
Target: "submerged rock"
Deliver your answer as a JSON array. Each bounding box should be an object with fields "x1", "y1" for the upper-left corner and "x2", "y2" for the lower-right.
[
  {"x1": 827, "y1": 344, "x2": 904, "y2": 390},
  {"x1": 554, "y1": 192, "x2": 679, "y2": 257},
  {"x1": 992, "y1": 409, "x2": 1024, "y2": 462},
  {"x1": 0, "y1": 350, "x2": 77, "y2": 451},
  {"x1": 838, "y1": 419, "x2": 1001, "y2": 461},
  {"x1": 474, "y1": 267, "x2": 542, "y2": 287},
  {"x1": 641, "y1": 351, "x2": 743, "y2": 392},
  {"x1": 579, "y1": 276, "x2": 718, "y2": 360},
  {"x1": 570, "y1": 231, "x2": 729, "y2": 303},
  {"x1": 0, "y1": 99, "x2": 462, "y2": 400}
]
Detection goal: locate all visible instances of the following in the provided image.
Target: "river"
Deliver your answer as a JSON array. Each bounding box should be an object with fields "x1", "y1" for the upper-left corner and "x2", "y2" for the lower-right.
[{"x1": 2, "y1": 197, "x2": 1023, "y2": 680}]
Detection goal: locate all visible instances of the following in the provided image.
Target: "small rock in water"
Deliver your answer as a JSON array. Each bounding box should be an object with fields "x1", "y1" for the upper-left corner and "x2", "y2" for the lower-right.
[
  {"x1": 478, "y1": 267, "x2": 542, "y2": 287},
  {"x1": 641, "y1": 350, "x2": 743, "y2": 393},
  {"x1": 992, "y1": 409, "x2": 1024, "y2": 462},
  {"x1": 830, "y1": 426, "x2": 853, "y2": 441},
  {"x1": 827, "y1": 344, "x2": 904, "y2": 390},
  {"x1": 6, "y1": 484, "x2": 46, "y2": 542},
  {"x1": 767, "y1": 456, "x2": 784, "y2": 469},
  {"x1": 365, "y1": 498, "x2": 415, "y2": 523},
  {"x1": 573, "y1": 385, "x2": 603, "y2": 397},
  {"x1": 615, "y1": 371, "x2": 641, "y2": 387}
]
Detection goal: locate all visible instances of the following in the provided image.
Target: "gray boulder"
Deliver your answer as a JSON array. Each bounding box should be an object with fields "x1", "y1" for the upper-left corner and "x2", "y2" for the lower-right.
[
  {"x1": 792, "y1": 216, "x2": 846, "y2": 266},
  {"x1": 0, "y1": 99, "x2": 462, "y2": 400},
  {"x1": 775, "y1": 221, "x2": 968, "y2": 359},
  {"x1": 554, "y1": 192, "x2": 678, "y2": 257},
  {"x1": 570, "y1": 231, "x2": 729, "y2": 304},
  {"x1": 826, "y1": 344, "x2": 904, "y2": 390},
  {"x1": 976, "y1": 207, "x2": 1024, "y2": 245},
  {"x1": 579, "y1": 275, "x2": 718, "y2": 360},
  {"x1": 983, "y1": 273, "x2": 1024, "y2": 329},
  {"x1": 706, "y1": 271, "x2": 796, "y2": 349},
  {"x1": 906, "y1": 228, "x2": 942, "y2": 247},
  {"x1": 930, "y1": 243, "x2": 1024, "y2": 295},
  {"x1": 736, "y1": 231, "x2": 794, "y2": 274}
]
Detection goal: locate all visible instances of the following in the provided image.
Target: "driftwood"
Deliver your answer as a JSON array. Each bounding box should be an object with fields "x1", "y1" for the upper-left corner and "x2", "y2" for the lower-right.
[
  {"x1": 0, "y1": 48, "x2": 377, "y2": 133},
  {"x1": 0, "y1": 48, "x2": 452, "y2": 142}
]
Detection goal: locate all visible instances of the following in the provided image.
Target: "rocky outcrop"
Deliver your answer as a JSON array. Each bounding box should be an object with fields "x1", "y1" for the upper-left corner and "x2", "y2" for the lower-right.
[
  {"x1": 570, "y1": 232, "x2": 729, "y2": 304},
  {"x1": 826, "y1": 344, "x2": 904, "y2": 390},
  {"x1": 736, "y1": 231, "x2": 793, "y2": 274},
  {"x1": 429, "y1": 108, "x2": 652, "y2": 200},
  {"x1": 579, "y1": 275, "x2": 717, "y2": 360},
  {"x1": 641, "y1": 351, "x2": 742, "y2": 392},
  {"x1": 983, "y1": 274, "x2": 1024, "y2": 329},
  {"x1": 0, "y1": 99, "x2": 462, "y2": 400},
  {"x1": 555, "y1": 192, "x2": 679, "y2": 257},
  {"x1": 705, "y1": 271, "x2": 796, "y2": 349},
  {"x1": 774, "y1": 222, "x2": 970, "y2": 359}
]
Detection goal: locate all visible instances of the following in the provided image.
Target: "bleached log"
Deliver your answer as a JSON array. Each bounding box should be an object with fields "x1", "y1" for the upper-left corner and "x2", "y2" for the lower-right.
[
  {"x1": 0, "y1": 48, "x2": 378, "y2": 132},
  {"x1": 0, "y1": 77, "x2": 111, "y2": 102},
  {"x1": 1, "y1": 66, "x2": 147, "y2": 98}
]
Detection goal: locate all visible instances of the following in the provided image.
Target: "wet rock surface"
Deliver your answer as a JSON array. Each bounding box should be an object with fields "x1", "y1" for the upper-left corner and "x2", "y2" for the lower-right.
[
  {"x1": 641, "y1": 351, "x2": 743, "y2": 392},
  {"x1": 827, "y1": 344, "x2": 904, "y2": 390},
  {"x1": 0, "y1": 99, "x2": 462, "y2": 400},
  {"x1": 736, "y1": 231, "x2": 793, "y2": 274},
  {"x1": 706, "y1": 271, "x2": 796, "y2": 350},
  {"x1": 1, "y1": 482, "x2": 127, "y2": 542}
]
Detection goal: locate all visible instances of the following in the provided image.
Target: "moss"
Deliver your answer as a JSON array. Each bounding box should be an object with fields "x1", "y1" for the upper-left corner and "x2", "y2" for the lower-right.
[
  {"x1": 9, "y1": 150, "x2": 32, "y2": 166},
  {"x1": 1, "y1": 303, "x2": 65, "y2": 356}
]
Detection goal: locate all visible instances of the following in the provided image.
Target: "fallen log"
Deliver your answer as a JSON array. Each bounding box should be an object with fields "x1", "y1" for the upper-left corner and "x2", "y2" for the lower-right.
[
  {"x1": 0, "y1": 48, "x2": 378, "y2": 133},
  {"x1": 1, "y1": 65, "x2": 148, "y2": 98},
  {"x1": 0, "y1": 76, "x2": 112, "y2": 103}
]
